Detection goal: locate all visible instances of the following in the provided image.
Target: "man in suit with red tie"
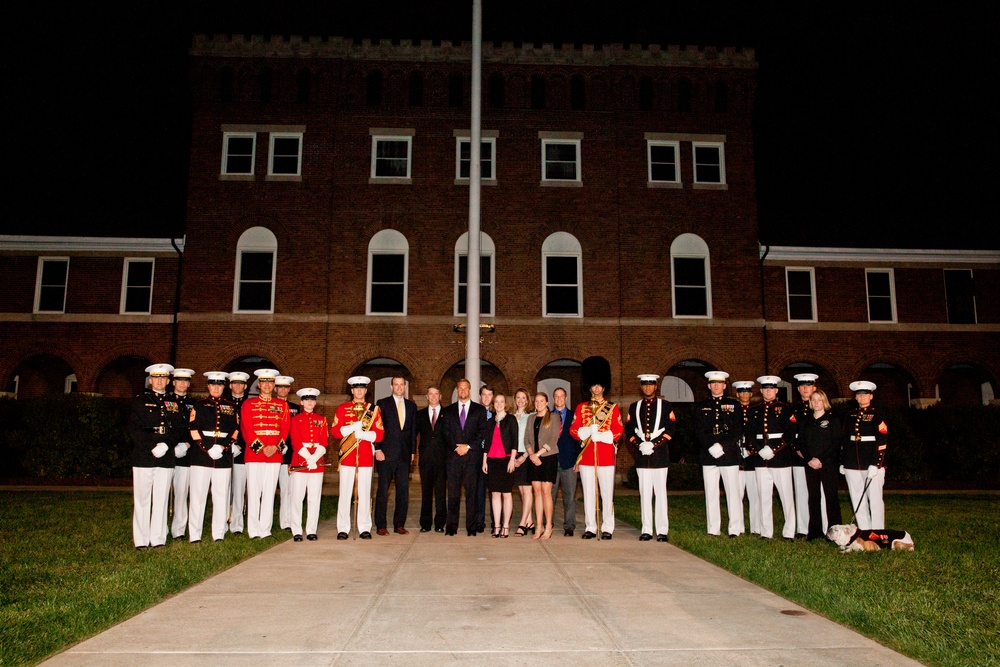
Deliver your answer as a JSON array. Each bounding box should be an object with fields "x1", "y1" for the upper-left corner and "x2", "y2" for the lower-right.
[
  {"x1": 417, "y1": 385, "x2": 447, "y2": 533},
  {"x1": 436, "y1": 378, "x2": 489, "y2": 536},
  {"x1": 374, "y1": 376, "x2": 417, "y2": 535}
]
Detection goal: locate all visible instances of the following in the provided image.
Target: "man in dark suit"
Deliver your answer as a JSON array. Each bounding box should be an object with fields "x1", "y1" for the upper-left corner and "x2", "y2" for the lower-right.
[
  {"x1": 416, "y1": 385, "x2": 447, "y2": 532},
  {"x1": 374, "y1": 376, "x2": 417, "y2": 535},
  {"x1": 435, "y1": 378, "x2": 489, "y2": 535}
]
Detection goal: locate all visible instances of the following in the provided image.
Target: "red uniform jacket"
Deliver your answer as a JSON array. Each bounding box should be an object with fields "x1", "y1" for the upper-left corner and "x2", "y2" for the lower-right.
[
  {"x1": 331, "y1": 401, "x2": 384, "y2": 467},
  {"x1": 570, "y1": 400, "x2": 624, "y2": 466},
  {"x1": 290, "y1": 411, "x2": 329, "y2": 473},
  {"x1": 241, "y1": 396, "x2": 291, "y2": 463}
]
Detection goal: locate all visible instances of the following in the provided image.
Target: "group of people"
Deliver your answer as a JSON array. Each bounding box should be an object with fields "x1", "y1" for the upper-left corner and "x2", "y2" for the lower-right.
[{"x1": 128, "y1": 356, "x2": 888, "y2": 550}]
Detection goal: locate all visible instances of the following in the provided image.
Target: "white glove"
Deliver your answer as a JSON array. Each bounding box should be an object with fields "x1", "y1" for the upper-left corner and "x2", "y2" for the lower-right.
[
  {"x1": 594, "y1": 429, "x2": 614, "y2": 444},
  {"x1": 232, "y1": 444, "x2": 242, "y2": 457},
  {"x1": 314, "y1": 446, "x2": 327, "y2": 460},
  {"x1": 152, "y1": 442, "x2": 169, "y2": 458},
  {"x1": 307, "y1": 461, "x2": 318, "y2": 471},
  {"x1": 708, "y1": 443, "x2": 724, "y2": 459},
  {"x1": 298, "y1": 448, "x2": 312, "y2": 463},
  {"x1": 174, "y1": 442, "x2": 190, "y2": 458},
  {"x1": 208, "y1": 444, "x2": 224, "y2": 460},
  {"x1": 867, "y1": 465, "x2": 879, "y2": 479},
  {"x1": 359, "y1": 430, "x2": 376, "y2": 443},
  {"x1": 639, "y1": 441, "x2": 654, "y2": 456},
  {"x1": 759, "y1": 445, "x2": 774, "y2": 461},
  {"x1": 577, "y1": 426, "x2": 592, "y2": 440},
  {"x1": 839, "y1": 465, "x2": 845, "y2": 475}
]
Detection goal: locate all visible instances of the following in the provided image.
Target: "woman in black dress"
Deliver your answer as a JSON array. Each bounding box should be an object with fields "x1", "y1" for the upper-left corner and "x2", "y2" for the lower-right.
[
  {"x1": 526, "y1": 392, "x2": 561, "y2": 540},
  {"x1": 482, "y1": 393, "x2": 519, "y2": 537}
]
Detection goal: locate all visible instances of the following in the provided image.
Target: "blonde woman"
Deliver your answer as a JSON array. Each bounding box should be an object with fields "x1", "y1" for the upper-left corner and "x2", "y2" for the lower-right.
[
  {"x1": 511, "y1": 389, "x2": 535, "y2": 536},
  {"x1": 526, "y1": 392, "x2": 560, "y2": 539},
  {"x1": 481, "y1": 393, "x2": 518, "y2": 537}
]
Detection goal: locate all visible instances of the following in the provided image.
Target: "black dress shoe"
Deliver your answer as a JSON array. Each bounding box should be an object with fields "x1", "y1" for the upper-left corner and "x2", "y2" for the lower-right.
[
  {"x1": 467, "y1": 531, "x2": 477, "y2": 537},
  {"x1": 656, "y1": 534, "x2": 669, "y2": 542},
  {"x1": 420, "y1": 527, "x2": 431, "y2": 533},
  {"x1": 601, "y1": 532, "x2": 613, "y2": 540},
  {"x1": 135, "y1": 545, "x2": 148, "y2": 551},
  {"x1": 232, "y1": 530, "x2": 243, "y2": 535},
  {"x1": 582, "y1": 531, "x2": 596, "y2": 539},
  {"x1": 435, "y1": 528, "x2": 445, "y2": 533},
  {"x1": 215, "y1": 538, "x2": 223, "y2": 542},
  {"x1": 564, "y1": 529, "x2": 574, "y2": 537},
  {"x1": 293, "y1": 535, "x2": 303, "y2": 542},
  {"x1": 337, "y1": 532, "x2": 349, "y2": 540},
  {"x1": 445, "y1": 529, "x2": 457, "y2": 536},
  {"x1": 360, "y1": 531, "x2": 372, "y2": 539},
  {"x1": 307, "y1": 534, "x2": 317, "y2": 541},
  {"x1": 639, "y1": 533, "x2": 652, "y2": 541},
  {"x1": 189, "y1": 539, "x2": 201, "y2": 544}
]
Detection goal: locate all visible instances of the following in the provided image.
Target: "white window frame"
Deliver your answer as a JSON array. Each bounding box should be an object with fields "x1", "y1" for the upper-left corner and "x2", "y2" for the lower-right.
[
  {"x1": 865, "y1": 268, "x2": 897, "y2": 323},
  {"x1": 539, "y1": 134, "x2": 582, "y2": 185},
  {"x1": 785, "y1": 267, "x2": 817, "y2": 323},
  {"x1": 267, "y1": 132, "x2": 303, "y2": 177},
  {"x1": 370, "y1": 131, "x2": 414, "y2": 183},
  {"x1": 455, "y1": 136, "x2": 497, "y2": 182},
  {"x1": 692, "y1": 141, "x2": 726, "y2": 186},
  {"x1": 647, "y1": 140, "x2": 681, "y2": 186},
  {"x1": 34, "y1": 256, "x2": 69, "y2": 314},
  {"x1": 541, "y1": 232, "x2": 583, "y2": 318},
  {"x1": 454, "y1": 232, "x2": 496, "y2": 316},
  {"x1": 221, "y1": 132, "x2": 256, "y2": 176},
  {"x1": 120, "y1": 257, "x2": 155, "y2": 315},
  {"x1": 233, "y1": 227, "x2": 277, "y2": 314},
  {"x1": 670, "y1": 234, "x2": 712, "y2": 319},
  {"x1": 367, "y1": 229, "x2": 409, "y2": 316}
]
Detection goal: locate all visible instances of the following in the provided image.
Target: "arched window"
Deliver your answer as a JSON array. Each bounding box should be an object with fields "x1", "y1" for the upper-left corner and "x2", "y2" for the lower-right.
[
  {"x1": 368, "y1": 230, "x2": 409, "y2": 315},
  {"x1": 670, "y1": 233, "x2": 711, "y2": 318},
  {"x1": 455, "y1": 232, "x2": 496, "y2": 316},
  {"x1": 234, "y1": 227, "x2": 277, "y2": 313},
  {"x1": 541, "y1": 232, "x2": 582, "y2": 317}
]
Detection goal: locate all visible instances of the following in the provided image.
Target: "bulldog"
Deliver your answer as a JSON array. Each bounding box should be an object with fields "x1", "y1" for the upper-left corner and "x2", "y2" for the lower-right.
[{"x1": 826, "y1": 524, "x2": 914, "y2": 553}]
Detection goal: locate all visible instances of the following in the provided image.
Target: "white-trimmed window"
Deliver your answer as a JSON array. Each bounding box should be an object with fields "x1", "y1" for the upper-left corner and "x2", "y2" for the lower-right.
[
  {"x1": 647, "y1": 140, "x2": 680, "y2": 185},
  {"x1": 866, "y1": 269, "x2": 897, "y2": 323},
  {"x1": 455, "y1": 137, "x2": 496, "y2": 181},
  {"x1": 692, "y1": 142, "x2": 725, "y2": 185},
  {"x1": 540, "y1": 133, "x2": 582, "y2": 184},
  {"x1": 542, "y1": 232, "x2": 582, "y2": 317},
  {"x1": 670, "y1": 234, "x2": 711, "y2": 318},
  {"x1": 368, "y1": 229, "x2": 409, "y2": 315},
  {"x1": 222, "y1": 132, "x2": 256, "y2": 175},
  {"x1": 268, "y1": 132, "x2": 302, "y2": 176},
  {"x1": 944, "y1": 269, "x2": 977, "y2": 324},
  {"x1": 121, "y1": 258, "x2": 154, "y2": 314},
  {"x1": 370, "y1": 131, "x2": 413, "y2": 182},
  {"x1": 234, "y1": 227, "x2": 277, "y2": 313},
  {"x1": 34, "y1": 257, "x2": 69, "y2": 314},
  {"x1": 455, "y1": 232, "x2": 495, "y2": 316},
  {"x1": 785, "y1": 267, "x2": 817, "y2": 322}
]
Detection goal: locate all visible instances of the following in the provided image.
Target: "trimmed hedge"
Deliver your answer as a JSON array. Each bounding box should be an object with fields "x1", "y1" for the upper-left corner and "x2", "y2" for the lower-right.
[{"x1": 1, "y1": 397, "x2": 998, "y2": 486}]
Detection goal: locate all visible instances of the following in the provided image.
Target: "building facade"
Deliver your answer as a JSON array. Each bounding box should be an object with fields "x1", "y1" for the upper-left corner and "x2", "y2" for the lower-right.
[{"x1": 1, "y1": 35, "x2": 997, "y2": 416}]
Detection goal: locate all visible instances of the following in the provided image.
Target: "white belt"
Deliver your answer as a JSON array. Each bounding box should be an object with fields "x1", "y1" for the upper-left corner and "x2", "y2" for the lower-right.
[
  {"x1": 756, "y1": 433, "x2": 784, "y2": 439},
  {"x1": 854, "y1": 435, "x2": 876, "y2": 442},
  {"x1": 301, "y1": 442, "x2": 319, "y2": 447},
  {"x1": 201, "y1": 430, "x2": 230, "y2": 438},
  {"x1": 257, "y1": 429, "x2": 280, "y2": 436}
]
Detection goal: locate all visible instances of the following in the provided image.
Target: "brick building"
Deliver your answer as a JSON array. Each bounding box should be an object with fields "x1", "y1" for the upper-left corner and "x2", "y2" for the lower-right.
[{"x1": 2, "y1": 35, "x2": 998, "y2": 419}]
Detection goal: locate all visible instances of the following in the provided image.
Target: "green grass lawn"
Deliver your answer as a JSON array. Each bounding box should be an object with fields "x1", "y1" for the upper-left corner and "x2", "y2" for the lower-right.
[
  {"x1": 0, "y1": 489, "x2": 335, "y2": 667},
  {"x1": 616, "y1": 492, "x2": 1000, "y2": 667}
]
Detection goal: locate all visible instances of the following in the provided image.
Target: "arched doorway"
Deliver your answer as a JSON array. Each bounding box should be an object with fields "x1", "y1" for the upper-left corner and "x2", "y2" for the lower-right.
[
  {"x1": 937, "y1": 364, "x2": 996, "y2": 406},
  {"x1": 534, "y1": 359, "x2": 583, "y2": 407},
  {"x1": 95, "y1": 355, "x2": 152, "y2": 398},
  {"x1": 441, "y1": 360, "x2": 506, "y2": 405},
  {"x1": 8, "y1": 355, "x2": 76, "y2": 398},
  {"x1": 350, "y1": 357, "x2": 412, "y2": 403}
]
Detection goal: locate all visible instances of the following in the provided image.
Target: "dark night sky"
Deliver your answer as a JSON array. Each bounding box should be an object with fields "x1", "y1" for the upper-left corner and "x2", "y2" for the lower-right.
[{"x1": 5, "y1": 2, "x2": 998, "y2": 249}]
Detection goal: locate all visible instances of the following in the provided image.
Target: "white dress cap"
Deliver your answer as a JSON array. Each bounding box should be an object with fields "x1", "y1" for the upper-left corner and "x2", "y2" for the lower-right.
[
  {"x1": 705, "y1": 370, "x2": 730, "y2": 382},
  {"x1": 145, "y1": 363, "x2": 175, "y2": 377}
]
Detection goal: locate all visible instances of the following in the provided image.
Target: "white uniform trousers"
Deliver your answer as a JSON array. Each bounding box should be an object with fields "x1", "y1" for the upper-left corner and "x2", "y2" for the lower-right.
[
  {"x1": 290, "y1": 472, "x2": 324, "y2": 537},
  {"x1": 579, "y1": 465, "x2": 615, "y2": 535},
  {"x1": 337, "y1": 465, "x2": 374, "y2": 534},
  {"x1": 703, "y1": 464, "x2": 744, "y2": 536},
  {"x1": 740, "y1": 469, "x2": 762, "y2": 535},
  {"x1": 170, "y1": 465, "x2": 190, "y2": 538},
  {"x1": 845, "y1": 467, "x2": 885, "y2": 530},
  {"x1": 246, "y1": 461, "x2": 280, "y2": 538},
  {"x1": 755, "y1": 466, "x2": 795, "y2": 539},
  {"x1": 132, "y1": 466, "x2": 172, "y2": 547},
  {"x1": 229, "y1": 462, "x2": 247, "y2": 533},
  {"x1": 277, "y1": 463, "x2": 291, "y2": 529},
  {"x1": 188, "y1": 466, "x2": 231, "y2": 542},
  {"x1": 792, "y1": 466, "x2": 810, "y2": 535},
  {"x1": 636, "y1": 467, "x2": 669, "y2": 537}
]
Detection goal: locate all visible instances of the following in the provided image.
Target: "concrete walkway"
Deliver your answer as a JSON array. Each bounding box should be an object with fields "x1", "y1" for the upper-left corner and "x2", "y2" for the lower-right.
[{"x1": 42, "y1": 494, "x2": 922, "y2": 667}]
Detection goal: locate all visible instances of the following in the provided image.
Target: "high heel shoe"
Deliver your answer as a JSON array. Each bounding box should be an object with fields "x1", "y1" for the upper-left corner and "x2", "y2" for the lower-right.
[
  {"x1": 502, "y1": 527, "x2": 509, "y2": 538},
  {"x1": 492, "y1": 525, "x2": 501, "y2": 538},
  {"x1": 541, "y1": 526, "x2": 553, "y2": 540},
  {"x1": 526, "y1": 524, "x2": 536, "y2": 535},
  {"x1": 514, "y1": 525, "x2": 526, "y2": 537}
]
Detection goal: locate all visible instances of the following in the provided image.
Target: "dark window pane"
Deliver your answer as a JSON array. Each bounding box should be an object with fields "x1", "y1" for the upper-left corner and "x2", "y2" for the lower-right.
[
  {"x1": 457, "y1": 284, "x2": 467, "y2": 314},
  {"x1": 674, "y1": 286, "x2": 707, "y2": 316},
  {"x1": 945, "y1": 270, "x2": 976, "y2": 324},
  {"x1": 480, "y1": 256, "x2": 491, "y2": 282},
  {"x1": 867, "y1": 271, "x2": 891, "y2": 297},
  {"x1": 272, "y1": 156, "x2": 298, "y2": 174},
  {"x1": 673, "y1": 257, "x2": 705, "y2": 287},
  {"x1": 124, "y1": 287, "x2": 152, "y2": 313},
  {"x1": 41, "y1": 260, "x2": 67, "y2": 285},
  {"x1": 126, "y1": 261, "x2": 153, "y2": 287},
  {"x1": 226, "y1": 155, "x2": 251, "y2": 173},
  {"x1": 38, "y1": 286, "x2": 65, "y2": 312},
  {"x1": 639, "y1": 77, "x2": 653, "y2": 110},
  {"x1": 480, "y1": 284, "x2": 491, "y2": 312},
  {"x1": 546, "y1": 256, "x2": 578, "y2": 285},
  {"x1": 650, "y1": 163, "x2": 676, "y2": 181},
  {"x1": 458, "y1": 255, "x2": 468, "y2": 283},
  {"x1": 371, "y1": 285, "x2": 404, "y2": 313},
  {"x1": 869, "y1": 297, "x2": 893, "y2": 322},
  {"x1": 546, "y1": 286, "x2": 578, "y2": 314},
  {"x1": 376, "y1": 141, "x2": 408, "y2": 159},
  {"x1": 372, "y1": 254, "x2": 405, "y2": 283},
  {"x1": 696, "y1": 164, "x2": 720, "y2": 183},
  {"x1": 240, "y1": 253, "x2": 273, "y2": 281},
  {"x1": 545, "y1": 143, "x2": 577, "y2": 161},
  {"x1": 787, "y1": 270, "x2": 812, "y2": 295},
  {"x1": 238, "y1": 283, "x2": 272, "y2": 311},
  {"x1": 789, "y1": 294, "x2": 814, "y2": 321},
  {"x1": 273, "y1": 137, "x2": 299, "y2": 155},
  {"x1": 408, "y1": 72, "x2": 424, "y2": 106},
  {"x1": 650, "y1": 145, "x2": 675, "y2": 164},
  {"x1": 228, "y1": 137, "x2": 253, "y2": 155}
]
